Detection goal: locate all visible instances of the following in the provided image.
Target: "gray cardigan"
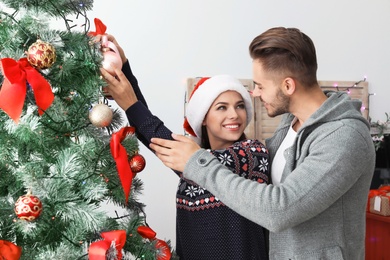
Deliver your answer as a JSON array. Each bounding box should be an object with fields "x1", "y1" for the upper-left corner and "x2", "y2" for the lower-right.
[{"x1": 182, "y1": 91, "x2": 375, "y2": 260}]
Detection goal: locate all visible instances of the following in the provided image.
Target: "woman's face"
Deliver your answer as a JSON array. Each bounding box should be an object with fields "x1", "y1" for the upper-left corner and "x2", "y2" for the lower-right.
[{"x1": 202, "y1": 90, "x2": 247, "y2": 150}]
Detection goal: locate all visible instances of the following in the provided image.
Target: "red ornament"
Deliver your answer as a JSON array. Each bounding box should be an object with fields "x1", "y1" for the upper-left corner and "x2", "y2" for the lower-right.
[
  {"x1": 14, "y1": 192, "x2": 43, "y2": 221},
  {"x1": 27, "y1": 39, "x2": 56, "y2": 69},
  {"x1": 155, "y1": 239, "x2": 171, "y2": 260},
  {"x1": 137, "y1": 225, "x2": 171, "y2": 260},
  {"x1": 129, "y1": 153, "x2": 146, "y2": 174}
]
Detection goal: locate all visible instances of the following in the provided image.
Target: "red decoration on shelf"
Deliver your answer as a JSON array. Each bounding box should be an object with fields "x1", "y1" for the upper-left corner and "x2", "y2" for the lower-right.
[
  {"x1": 129, "y1": 153, "x2": 146, "y2": 175},
  {"x1": 14, "y1": 192, "x2": 43, "y2": 221}
]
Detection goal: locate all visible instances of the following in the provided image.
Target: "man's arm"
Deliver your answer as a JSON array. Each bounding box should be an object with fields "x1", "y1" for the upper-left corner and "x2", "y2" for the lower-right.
[{"x1": 151, "y1": 127, "x2": 375, "y2": 232}]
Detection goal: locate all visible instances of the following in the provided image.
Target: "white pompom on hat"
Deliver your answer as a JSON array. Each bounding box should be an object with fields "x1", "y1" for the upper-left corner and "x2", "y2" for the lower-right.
[{"x1": 183, "y1": 75, "x2": 253, "y2": 141}]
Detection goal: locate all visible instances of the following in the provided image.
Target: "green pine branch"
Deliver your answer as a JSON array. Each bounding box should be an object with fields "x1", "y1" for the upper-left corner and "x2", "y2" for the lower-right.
[{"x1": 0, "y1": 1, "x2": 170, "y2": 259}]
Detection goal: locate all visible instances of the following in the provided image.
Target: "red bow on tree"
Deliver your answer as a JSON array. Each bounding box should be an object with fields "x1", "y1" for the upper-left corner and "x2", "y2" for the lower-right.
[
  {"x1": 110, "y1": 126, "x2": 136, "y2": 203},
  {"x1": 88, "y1": 18, "x2": 107, "y2": 36},
  {"x1": 88, "y1": 230, "x2": 127, "y2": 260},
  {"x1": 0, "y1": 240, "x2": 22, "y2": 260},
  {"x1": 0, "y1": 57, "x2": 54, "y2": 123},
  {"x1": 137, "y1": 226, "x2": 172, "y2": 260}
]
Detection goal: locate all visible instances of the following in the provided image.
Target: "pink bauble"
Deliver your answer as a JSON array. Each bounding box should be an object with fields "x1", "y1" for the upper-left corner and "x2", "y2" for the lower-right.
[
  {"x1": 101, "y1": 37, "x2": 122, "y2": 76},
  {"x1": 102, "y1": 50, "x2": 122, "y2": 75}
]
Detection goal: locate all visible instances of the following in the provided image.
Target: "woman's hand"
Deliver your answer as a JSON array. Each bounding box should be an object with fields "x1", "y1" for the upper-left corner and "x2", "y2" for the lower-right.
[
  {"x1": 93, "y1": 34, "x2": 127, "y2": 65},
  {"x1": 100, "y1": 67, "x2": 138, "y2": 111}
]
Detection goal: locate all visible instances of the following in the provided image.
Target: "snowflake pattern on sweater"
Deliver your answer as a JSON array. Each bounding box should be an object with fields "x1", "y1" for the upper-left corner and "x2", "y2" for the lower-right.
[{"x1": 176, "y1": 139, "x2": 269, "y2": 211}]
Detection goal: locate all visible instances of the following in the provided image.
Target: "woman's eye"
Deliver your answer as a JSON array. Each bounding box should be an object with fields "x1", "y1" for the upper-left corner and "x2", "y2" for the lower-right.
[
  {"x1": 217, "y1": 106, "x2": 226, "y2": 110},
  {"x1": 237, "y1": 104, "x2": 246, "y2": 109}
]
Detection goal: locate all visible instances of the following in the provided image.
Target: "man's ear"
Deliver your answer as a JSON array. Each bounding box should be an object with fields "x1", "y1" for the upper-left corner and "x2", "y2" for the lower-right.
[{"x1": 283, "y1": 77, "x2": 296, "y2": 95}]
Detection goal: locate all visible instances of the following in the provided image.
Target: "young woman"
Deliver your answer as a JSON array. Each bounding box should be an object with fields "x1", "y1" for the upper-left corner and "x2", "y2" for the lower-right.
[{"x1": 99, "y1": 35, "x2": 270, "y2": 260}]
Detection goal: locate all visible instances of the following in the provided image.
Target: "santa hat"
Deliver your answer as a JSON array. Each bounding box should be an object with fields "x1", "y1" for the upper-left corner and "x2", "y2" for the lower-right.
[{"x1": 183, "y1": 75, "x2": 253, "y2": 141}]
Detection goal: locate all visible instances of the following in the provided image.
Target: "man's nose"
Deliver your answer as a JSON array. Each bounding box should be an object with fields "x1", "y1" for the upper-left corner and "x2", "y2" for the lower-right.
[{"x1": 251, "y1": 87, "x2": 261, "y2": 97}]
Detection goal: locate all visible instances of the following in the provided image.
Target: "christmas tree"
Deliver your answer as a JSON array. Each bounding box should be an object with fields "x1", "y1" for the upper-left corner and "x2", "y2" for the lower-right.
[{"x1": 0, "y1": 1, "x2": 171, "y2": 259}]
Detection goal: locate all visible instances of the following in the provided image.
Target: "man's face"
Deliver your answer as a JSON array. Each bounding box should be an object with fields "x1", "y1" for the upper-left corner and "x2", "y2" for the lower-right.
[{"x1": 251, "y1": 60, "x2": 290, "y2": 117}]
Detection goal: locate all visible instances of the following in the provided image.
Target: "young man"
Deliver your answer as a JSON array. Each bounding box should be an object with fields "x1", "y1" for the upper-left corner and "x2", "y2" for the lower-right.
[{"x1": 150, "y1": 27, "x2": 376, "y2": 260}]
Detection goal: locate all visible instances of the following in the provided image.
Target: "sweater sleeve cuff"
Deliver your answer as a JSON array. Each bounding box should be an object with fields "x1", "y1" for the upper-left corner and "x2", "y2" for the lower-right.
[
  {"x1": 122, "y1": 59, "x2": 139, "y2": 84},
  {"x1": 122, "y1": 60, "x2": 133, "y2": 78},
  {"x1": 125, "y1": 101, "x2": 153, "y2": 126},
  {"x1": 183, "y1": 149, "x2": 216, "y2": 182}
]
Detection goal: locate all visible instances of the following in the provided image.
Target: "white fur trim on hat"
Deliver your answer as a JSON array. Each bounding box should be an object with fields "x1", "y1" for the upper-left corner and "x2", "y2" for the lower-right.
[{"x1": 186, "y1": 74, "x2": 253, "y2": 140}]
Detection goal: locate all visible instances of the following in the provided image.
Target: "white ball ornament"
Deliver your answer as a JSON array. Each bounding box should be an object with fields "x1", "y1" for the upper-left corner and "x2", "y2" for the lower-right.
[
  {"x1": 101, "y1": 36, "x2": 122, "y2": 76},
  {"x1": 89, "y1": 104, "x2": 113, "y2": 127}
]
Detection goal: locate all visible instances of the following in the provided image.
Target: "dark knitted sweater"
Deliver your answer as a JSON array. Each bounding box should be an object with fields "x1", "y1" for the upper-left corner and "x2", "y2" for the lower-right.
[{"x1": 122, "y1": 61, "x2": 269, "y2": 259}]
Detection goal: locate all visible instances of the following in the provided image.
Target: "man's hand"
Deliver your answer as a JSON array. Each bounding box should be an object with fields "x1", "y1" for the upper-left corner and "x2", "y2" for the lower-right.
[{"x1": 150, "y1": 133, "x2": 201, "y2": 172}]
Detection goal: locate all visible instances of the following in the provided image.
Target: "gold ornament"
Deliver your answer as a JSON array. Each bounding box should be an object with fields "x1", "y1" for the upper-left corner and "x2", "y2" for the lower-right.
[
  {"x1": 27, "y1": 39, "x2": 56, "y2": 69},
  {"x1": 89, "y1": 103, "x2": 113, "y2": 127}
]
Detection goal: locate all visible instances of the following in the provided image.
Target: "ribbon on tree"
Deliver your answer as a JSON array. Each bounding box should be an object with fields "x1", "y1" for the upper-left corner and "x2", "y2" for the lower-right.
[
  {"x1": 137, "y1": 225, "x2": 172, "y2": 260},
  {"x1": 88, "y1": 230, "x2": 126, "y2": 260},
  {"x1": 110, "y1": 126, "x2": 136, "y2": 203},
  {"x1": 137, "y1": 225, "x2": 157, "y2": 239},
  {"x1": 88, "y1": 18, "x2": 107, "y2": 36},
  {"x1": 0, "y1": 57, "x2": 54, "y2": 123},
  {"x1": 0, "y1": 240, "x2": 22, "y2": 260}
]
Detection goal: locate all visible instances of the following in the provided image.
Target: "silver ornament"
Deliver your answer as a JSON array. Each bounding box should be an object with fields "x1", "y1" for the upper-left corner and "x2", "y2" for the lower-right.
[{"x1": 89, "y1": 104, "x2": 113, "y2": 127}]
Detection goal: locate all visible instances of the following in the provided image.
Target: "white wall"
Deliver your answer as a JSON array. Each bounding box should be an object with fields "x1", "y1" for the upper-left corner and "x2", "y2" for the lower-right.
[{"x1": 86, "y1": 0, "x2": 390, "y2": 247}]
